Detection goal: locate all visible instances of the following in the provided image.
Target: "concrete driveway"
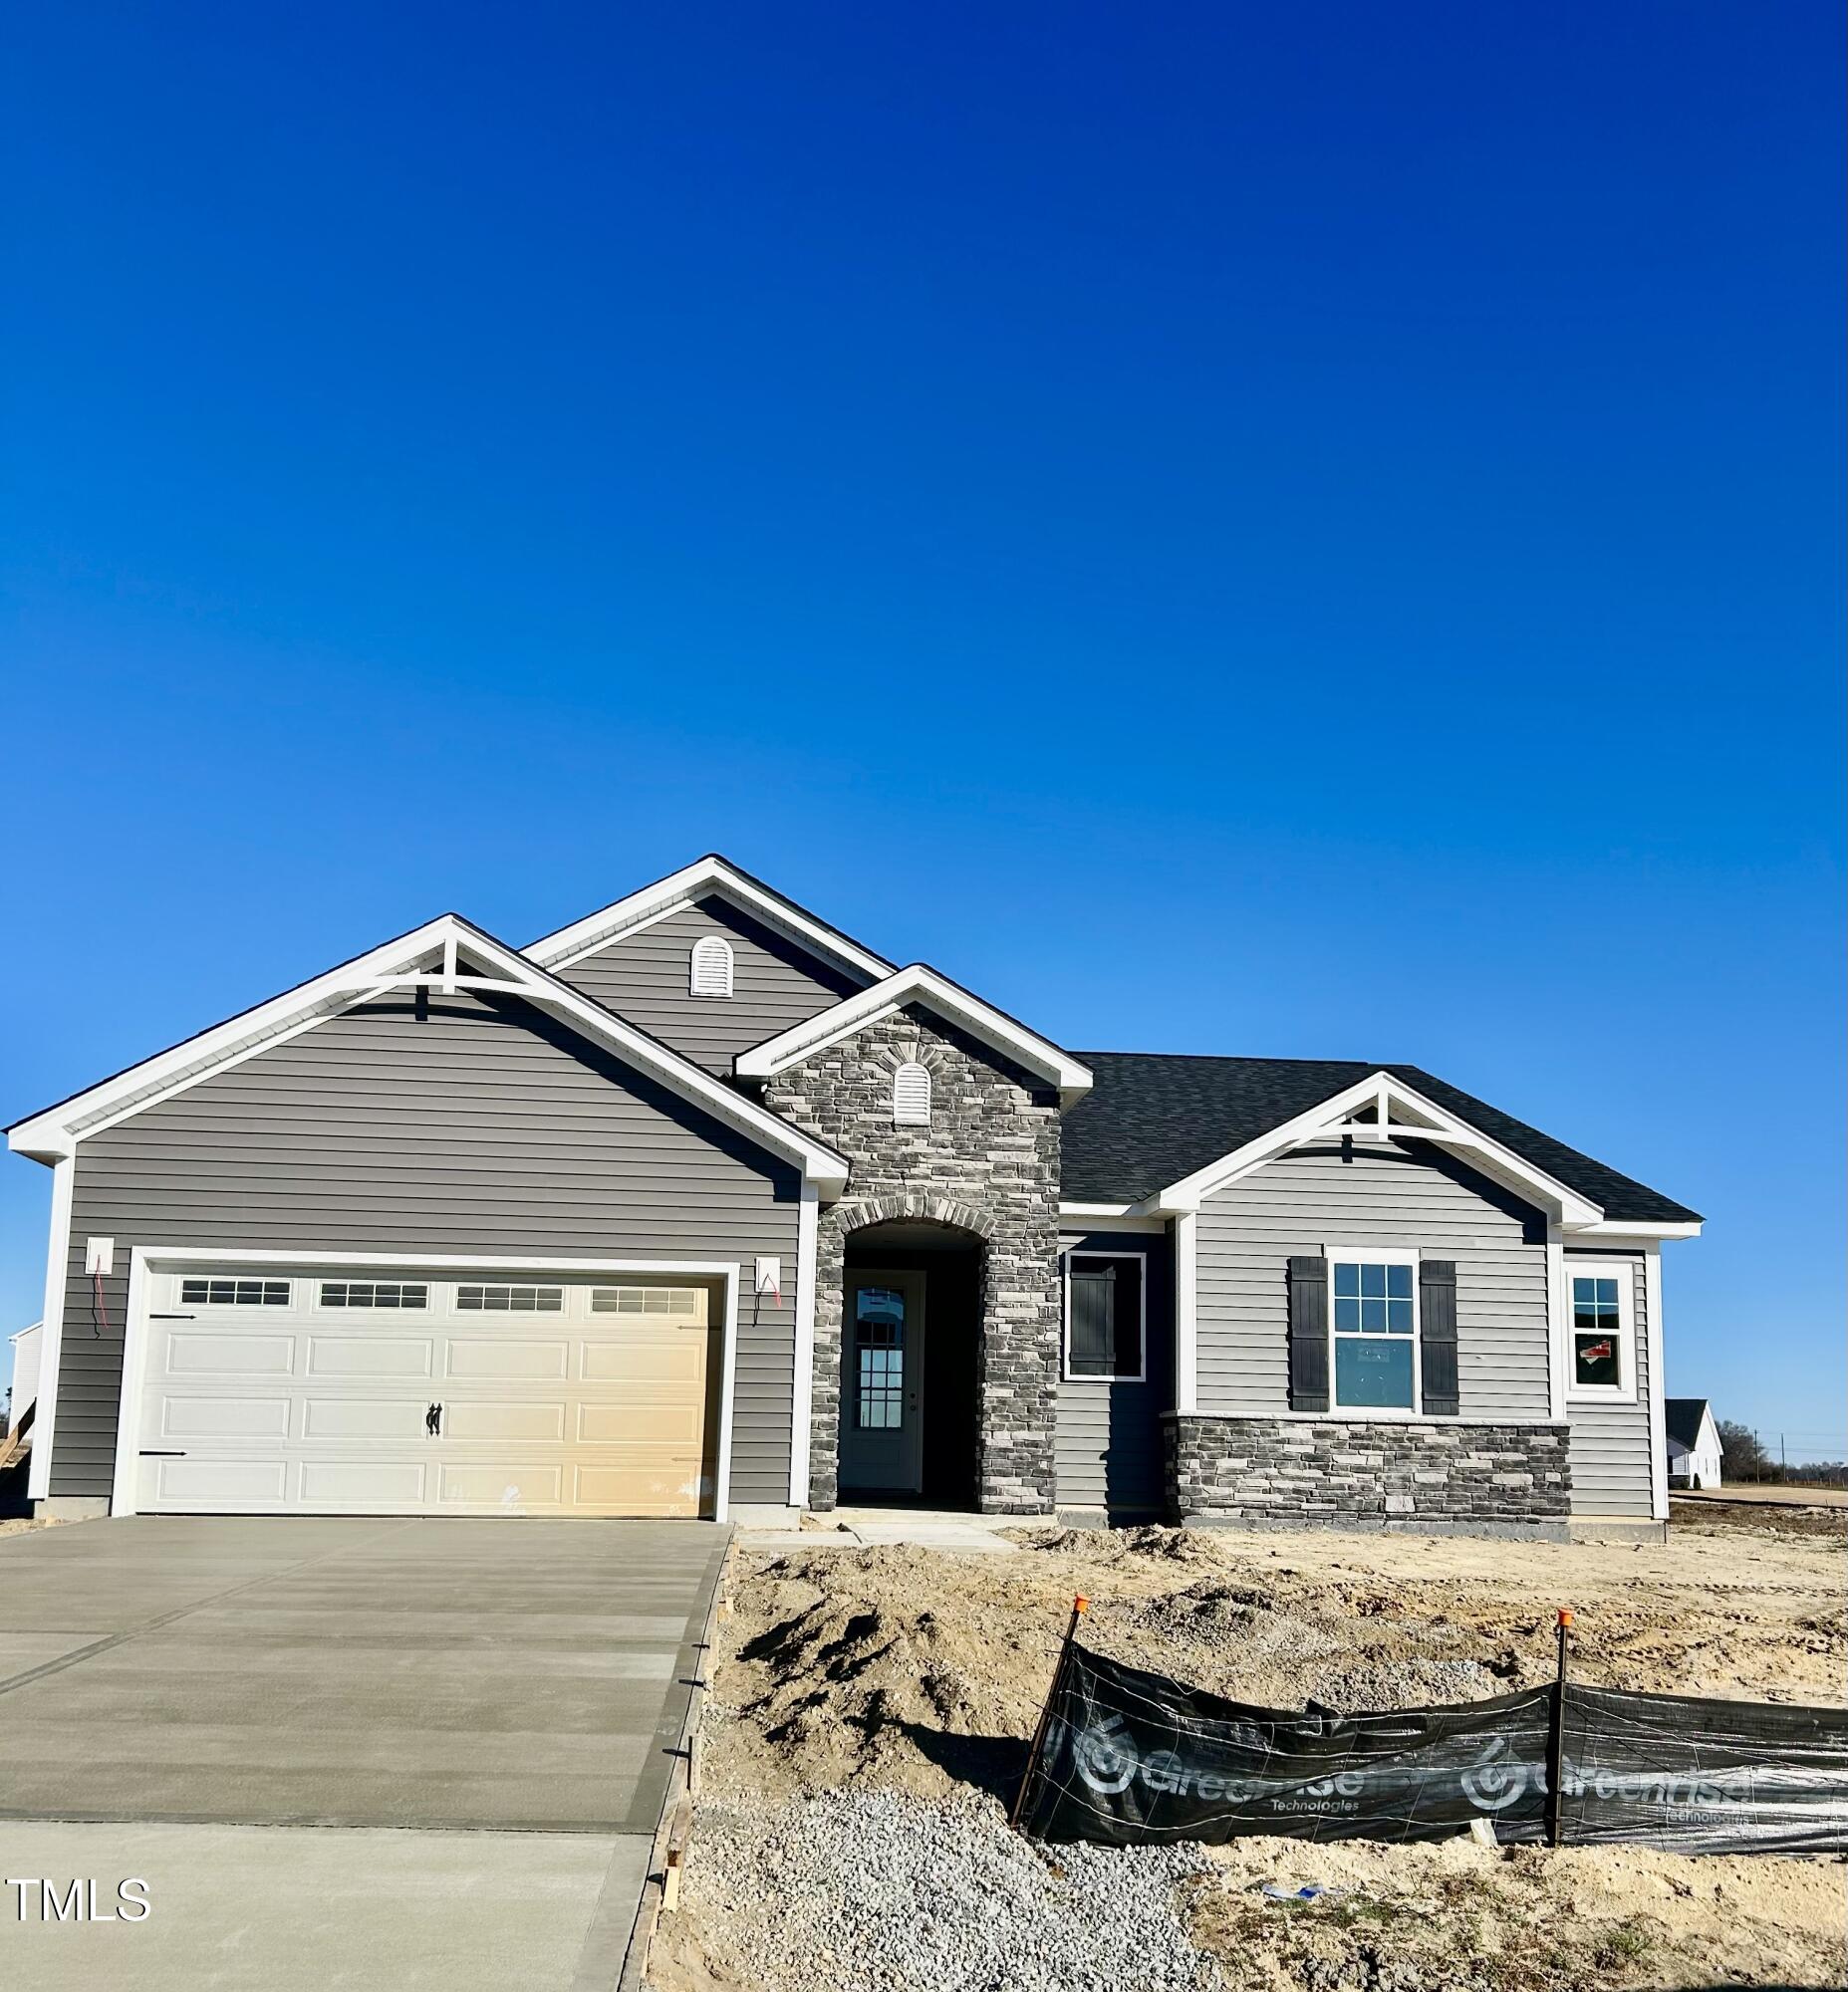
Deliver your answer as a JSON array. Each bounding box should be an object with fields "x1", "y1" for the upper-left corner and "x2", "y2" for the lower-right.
[{"x1": 0, "y1": 1516, "x2": 728, "y2": 1990}]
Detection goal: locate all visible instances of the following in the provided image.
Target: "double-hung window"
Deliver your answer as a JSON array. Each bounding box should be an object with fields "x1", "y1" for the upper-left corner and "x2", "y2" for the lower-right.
[
  {"x1": 1330, "y1": 1253, "x2": 1419, "y2": 1411},
  {"x1": 1567, "y1": 1262, "x2": 1636, "y2": 1401},
  {"x1": 1064, "y1": 1253, "x2": 1146, "y2": 1381}
]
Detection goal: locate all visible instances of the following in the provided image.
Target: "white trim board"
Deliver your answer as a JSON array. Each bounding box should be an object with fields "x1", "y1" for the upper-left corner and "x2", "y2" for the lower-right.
[
  {"x1": 788, "y1": 1183, "x2": 820, "y2": 1507},
  {"x1": 24, "y1": 1158, "x2": 73, "y2": 1503},
  {"x1": 525, "y1": 856, "x2": 894, "y2": 982},
  {"x1": 1644, "y1": 1246, "x2": 1668, "y2": 1522},
  {"x1": 8, "y1": 914, "x2": 851, "y2": 1197},
  {"x1": 109, "y1": 1247, "x2": 743, "y2": 1523},
  {"x1": 735, "y1": 964, "x2": 1093, "y2": 1107}
]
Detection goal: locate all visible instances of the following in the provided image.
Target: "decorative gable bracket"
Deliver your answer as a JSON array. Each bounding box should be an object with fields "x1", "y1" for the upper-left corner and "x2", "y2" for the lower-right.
[
  {"x1": 733, "y1": 964, "x2": 1093, "y2": 1110},
  {"x1": 1141, "y1": 1070, "x2": 1606, "y2": 1229}
]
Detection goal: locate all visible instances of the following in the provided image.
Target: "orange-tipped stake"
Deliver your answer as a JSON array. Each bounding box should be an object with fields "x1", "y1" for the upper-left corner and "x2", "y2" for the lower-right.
[
  {"x1": 1547, "y1": 1608, "x2": 1574, "y2": 1846},
  {"x1": 1011, "y1": 1595, "x2": 1090, "y2": 1831}
]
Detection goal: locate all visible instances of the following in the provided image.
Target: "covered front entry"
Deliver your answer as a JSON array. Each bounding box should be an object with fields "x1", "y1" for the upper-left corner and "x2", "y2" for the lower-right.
[
  {"x1": 839, "y1": 1220, "x2": 982, "y2": 1507},
  {"x1": 121, "y1": 1260, "x2": 728, "y2": 1518}
]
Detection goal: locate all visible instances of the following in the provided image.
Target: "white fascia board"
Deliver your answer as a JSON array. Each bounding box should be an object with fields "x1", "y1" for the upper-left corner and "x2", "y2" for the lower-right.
[
  {"x1": 524, "y1": 857, "x2": 894, "y2": 981},
  {"x1": 8, "y1": 915, "x2": 851, "y2": 1196},
  {"x1": 1561, "y1": 1219, "x2": 1703, "y2": 1242},
  {"x1": 6, "y1": 916, "x2": 469, "y2": 1160},
  {"x1": 734, "y1": 965, "x2": 1093, "y2": 1107},
  {"x1": 1139, "y1": 1070, "x2": 1604, "y2": 1227}
]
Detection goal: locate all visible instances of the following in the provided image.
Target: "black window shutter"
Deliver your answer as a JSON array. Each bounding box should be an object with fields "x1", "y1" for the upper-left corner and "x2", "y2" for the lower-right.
[
  {"x1": 1069, "y1": 1265, "x2": 1115, "y2": 1377},
  {"x1": 1286, "y1": 1256, "x2": 1329, "y2": 1411},
  {"x1": 1420, "y1": 1259, "x2": 1459, "y2": 1415}
]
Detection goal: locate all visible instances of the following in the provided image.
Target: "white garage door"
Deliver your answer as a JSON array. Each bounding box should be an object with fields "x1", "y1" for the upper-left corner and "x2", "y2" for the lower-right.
[{"x1": 132, "y1": 1267, "x2": 718, "y2": 1517}]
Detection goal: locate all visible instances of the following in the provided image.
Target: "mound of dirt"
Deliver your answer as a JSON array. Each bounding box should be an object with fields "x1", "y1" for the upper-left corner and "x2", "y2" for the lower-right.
[
  {"x1": 703, "y1": 1523, "x2": 1845, "y2": 1804},
  {"x1": 671, "y1": 1524, "x2": 1846, "y2": 1992}
]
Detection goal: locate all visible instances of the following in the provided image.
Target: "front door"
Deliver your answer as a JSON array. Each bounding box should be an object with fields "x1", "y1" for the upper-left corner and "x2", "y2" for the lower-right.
[{"x1": 839, "y1": 1269, "x2": 925, "y2": 1494}]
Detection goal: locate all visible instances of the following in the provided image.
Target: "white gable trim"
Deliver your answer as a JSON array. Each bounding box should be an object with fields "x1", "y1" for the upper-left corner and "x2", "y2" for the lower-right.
[
  {"x1": 524, "y1": 856, "x2": 893, "y2": 981},
  {"x1": 1138, "y1": 1070, "x2": 1606, "y2": 1228},
  {"x1": 7, "y1": 915, "x2": 851, "y2": 1195},
  {"x1": 734, "y1": 965, "x2": 1093, "y2": 1108}
]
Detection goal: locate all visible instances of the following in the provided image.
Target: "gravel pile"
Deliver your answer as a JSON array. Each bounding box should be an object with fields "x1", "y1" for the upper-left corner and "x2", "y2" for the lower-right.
[
  {"x1": 655, "y1": 1786, "x2": 1223, "y2": 1992},
  {"x1": 1309, "y1": 1659, "x2": 1499, "y2": 1711}
]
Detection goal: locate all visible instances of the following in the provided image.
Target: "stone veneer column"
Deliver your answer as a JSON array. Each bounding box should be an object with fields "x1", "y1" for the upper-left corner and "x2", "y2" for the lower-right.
[{"x1": 761, "y1": 1007, "x2": 1063, "y2": 1514}]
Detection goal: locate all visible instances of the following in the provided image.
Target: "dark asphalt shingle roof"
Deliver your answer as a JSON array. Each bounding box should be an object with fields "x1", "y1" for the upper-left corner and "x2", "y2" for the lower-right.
[
  {"x1": 1664, "y1": 1398, "x2": 1714, "y2": 1450},
  {"x1": 1060, "y1": 1053, "x2": 1701, "y2": 1225}
]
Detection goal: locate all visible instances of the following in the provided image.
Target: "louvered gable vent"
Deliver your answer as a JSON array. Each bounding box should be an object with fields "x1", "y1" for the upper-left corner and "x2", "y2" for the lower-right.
[
  {"x1": 688, "y1": 934, "x2": 734, "y2": 997},
  {"x1": 893, "y1": 1062, "x2": 931, "y2": 1125}
]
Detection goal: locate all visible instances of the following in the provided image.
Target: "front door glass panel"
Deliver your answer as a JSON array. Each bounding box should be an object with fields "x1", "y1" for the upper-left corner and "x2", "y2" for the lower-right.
[{"x1": 855, "y1": 1287, "x2": 905, "y2": 1428}]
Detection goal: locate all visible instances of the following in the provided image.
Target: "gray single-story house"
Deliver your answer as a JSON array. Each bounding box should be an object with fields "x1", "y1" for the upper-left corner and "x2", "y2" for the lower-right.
[{"x1": 6, "y1": 856, "x2": 1701, "y2": 1537}]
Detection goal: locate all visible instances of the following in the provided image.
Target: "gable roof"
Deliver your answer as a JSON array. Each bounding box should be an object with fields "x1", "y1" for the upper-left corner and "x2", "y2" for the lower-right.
[
  {"x1": 734, "y1": 964, "x2": 1094, "y2": 1107},
  {"x1": 1665, "y1": 1398, "x2": 1715, "y2": 1450},
  {"x1": 7, "y1": 913, "x2": 852, "y2": 1194},
  {"x1": 1060, "y1": 1053, "x2": 1701, "y2": 1227},
  {"x1": 524, "y1": 854, "x2": 894, "y2": 983}
]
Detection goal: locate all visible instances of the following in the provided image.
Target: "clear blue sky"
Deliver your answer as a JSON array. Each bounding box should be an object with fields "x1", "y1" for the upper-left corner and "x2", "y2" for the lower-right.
[{"x1": 3, "y1": 5, "x2": 1842, "y2": 1451}]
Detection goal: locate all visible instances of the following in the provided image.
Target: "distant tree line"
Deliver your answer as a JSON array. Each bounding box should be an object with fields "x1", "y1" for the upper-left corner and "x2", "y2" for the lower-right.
[{"x1": 1716, "y1": 1420, "x2": 1848, "y2": 1485}]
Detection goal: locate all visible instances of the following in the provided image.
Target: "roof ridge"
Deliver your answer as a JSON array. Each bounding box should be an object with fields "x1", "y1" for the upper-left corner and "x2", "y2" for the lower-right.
[{"x1": 1074, "y1": 1050, "x2": 1382, "y2": 1067}]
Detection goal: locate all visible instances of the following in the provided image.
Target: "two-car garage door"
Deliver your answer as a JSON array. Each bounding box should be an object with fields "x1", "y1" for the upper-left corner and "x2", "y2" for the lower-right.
[{"x1": 131, "y1": 1266, "x2": 720, "y2": 1517}]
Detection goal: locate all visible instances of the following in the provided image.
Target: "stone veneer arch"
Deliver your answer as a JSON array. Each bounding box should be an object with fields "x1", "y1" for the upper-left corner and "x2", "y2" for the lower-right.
[{"x1": 760, "y1": 1004, "x2": 1064, "y2": 1515}]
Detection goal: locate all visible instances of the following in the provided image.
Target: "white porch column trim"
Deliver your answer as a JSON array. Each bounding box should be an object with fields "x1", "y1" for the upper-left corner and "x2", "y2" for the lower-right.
[
  {"x1": 1174, "y1": 1212, "x2": 1198, "y2": 1414},
  {"x1": 1644, "y1": 1244, "x2": 1668, "y2": 1522},
  {"x1": 1544, "y1": 1222, "x2": 1567, "y2": 1422},
  {"x1": 25, "y1": 1157, "x2": 74, "y2": 1504},
  {"x1": 714, "y1": 1265, "x2": 740, "y2": 1524},
  {"x1": 788, "y1": 1183, "x2": 819, "y2": 1507}
]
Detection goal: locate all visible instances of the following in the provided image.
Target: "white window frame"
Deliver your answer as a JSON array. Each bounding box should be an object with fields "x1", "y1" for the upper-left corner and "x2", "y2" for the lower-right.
[
  {"x1": 1327, "y1": 1247, "x2": 1422, "y2": 1418},
  {"x1": 892, "y1": 1062, "x2": 931, "y2": 1126},
  {"x1": 1062, "y1": 1250, "x2": 1149, "y2": 1384},
  {"x1": 1565, "y1": 1258, "x2": 1637, "y2": 1404},
  {"x1": 688, "y1": 935, "x2": 734, "y2": 998}
]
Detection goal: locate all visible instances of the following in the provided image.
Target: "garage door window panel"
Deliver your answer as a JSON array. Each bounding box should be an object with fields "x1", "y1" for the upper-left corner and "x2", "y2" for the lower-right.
[
  {"x1": 180, "y1": 1278, "x2": 293, "y2": 1308},
  {"x1": 454, "y1": 1284, "x2": 565, "y2": 1313}
]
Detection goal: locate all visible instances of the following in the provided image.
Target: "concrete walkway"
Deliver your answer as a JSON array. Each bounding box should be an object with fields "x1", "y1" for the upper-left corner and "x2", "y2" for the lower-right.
[
  {"x1": 740, "y1": 1506, "x2": 1021, "y2": 1554},
  {"x1": 0, "y1": 1516, "x2": 728, "y2": 1989}
]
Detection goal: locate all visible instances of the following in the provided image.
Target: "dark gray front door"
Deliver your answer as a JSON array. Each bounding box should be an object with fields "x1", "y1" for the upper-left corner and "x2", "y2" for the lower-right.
[{"x1": 839, "y1": 1269, "x2": 925, "y2": 1493}]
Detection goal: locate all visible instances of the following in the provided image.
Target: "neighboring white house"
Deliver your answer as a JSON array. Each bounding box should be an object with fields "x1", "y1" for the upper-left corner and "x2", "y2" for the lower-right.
[
  {"x1": 1665, "y1": 1396, "x2": 1721, "y2": 1489},
  {"x1": 6, "y1": 1321, "x2": 42, "y2": 1435}
]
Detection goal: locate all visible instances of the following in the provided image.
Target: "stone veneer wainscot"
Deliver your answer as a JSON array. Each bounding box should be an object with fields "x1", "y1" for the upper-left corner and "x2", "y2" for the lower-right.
[
  {"x1": 761, "y1": 1004, "x2": 1063, "y2": 1514},
  {"x1": 1167, "y1": 1415, "x2": 1571, "y2": 1535}
]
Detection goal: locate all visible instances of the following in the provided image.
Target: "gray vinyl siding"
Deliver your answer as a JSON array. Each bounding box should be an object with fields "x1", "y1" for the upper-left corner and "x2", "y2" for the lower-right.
[
  {"x1": 555, "y1": 896, "x2": 868, "y2": 1073},
  {"x1": 1194, "y1": 1143, "x2": 1551, "y2": 1419},
  {"x1": 1565, "y1": 1250, "x2": 1655, "y2": 1517},
  {"x1": 53, "y1": 990, "x2": 802, "y2": 1506},
  {"x1": 1055, "y1": 1228, "x2": 1173, "y2": 1512}
]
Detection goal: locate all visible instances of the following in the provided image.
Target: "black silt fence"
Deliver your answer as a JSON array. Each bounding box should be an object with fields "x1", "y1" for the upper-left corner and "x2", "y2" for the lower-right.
[{"x1": 1020, "y1": 1642, "x2": 1848, "y2": 1858}]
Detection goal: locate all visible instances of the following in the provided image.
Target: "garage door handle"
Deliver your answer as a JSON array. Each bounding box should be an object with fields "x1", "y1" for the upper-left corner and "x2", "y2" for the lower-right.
[
  {"x1": 425, "y1": 1402, "x2": 442, "y2": 1436},
  {"x1": 140, "y1": 1450, "x2": 186, "y2": 1457}
]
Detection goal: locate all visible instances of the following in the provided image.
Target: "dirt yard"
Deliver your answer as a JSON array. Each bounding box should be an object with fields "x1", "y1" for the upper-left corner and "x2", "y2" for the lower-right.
[{"x1": 649, "y1": 1519, "x2": 1847, "y2": 1992}]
